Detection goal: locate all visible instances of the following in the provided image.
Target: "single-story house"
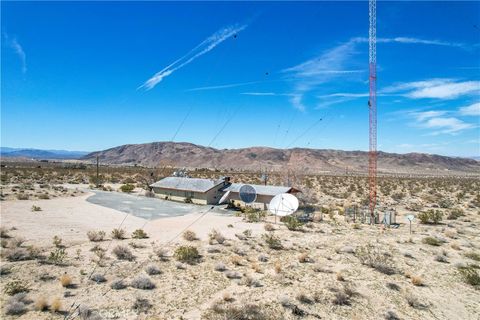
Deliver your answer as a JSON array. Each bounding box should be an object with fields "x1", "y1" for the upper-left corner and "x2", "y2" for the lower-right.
[{"x1": 150, "y1": 176, "x2": 300, "y2": 208}]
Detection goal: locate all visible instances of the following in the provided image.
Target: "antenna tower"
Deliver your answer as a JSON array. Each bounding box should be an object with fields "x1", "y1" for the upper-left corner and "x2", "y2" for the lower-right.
[{"x1": 368, "y1": 0, "x2": 377, "y2": 222}]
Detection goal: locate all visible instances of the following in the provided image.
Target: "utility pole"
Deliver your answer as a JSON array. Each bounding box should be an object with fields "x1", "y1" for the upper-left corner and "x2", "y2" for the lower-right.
[{"x1": 96, "y1": 155, "x2": 99, "y2": 187}]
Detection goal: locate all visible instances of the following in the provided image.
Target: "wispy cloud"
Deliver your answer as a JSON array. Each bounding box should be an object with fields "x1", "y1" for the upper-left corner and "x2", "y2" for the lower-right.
[
  {"x1": 186, "y1": 81, "x2": 258, "y2": 92},
  {"x1": 459, "y1": 102, "x2": 480, "y2": 116},
  {"x1": 410, "y1": 110, "x2": 448, "y2": 121},
  {"x1": 139, "y1": 23, "x2": 247, "y2": 90},
  {"x1": 383, "y1": 78, "x2": 480, "y2": 99},
  {"x1": 3, "y1": 33, "x2": 27, "y2": 74},
  {"x1": 281, "y1": 35, "x2": 463, "y2": 111},
  {"x1": 422, "y1": 117, "x2": 475, "y2": 135}
]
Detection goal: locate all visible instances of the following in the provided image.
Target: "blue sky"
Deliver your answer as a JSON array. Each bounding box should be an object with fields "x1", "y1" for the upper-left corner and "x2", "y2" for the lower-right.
[{"x1": 2, "y1": 1, "x2": 479, "y2": 157}]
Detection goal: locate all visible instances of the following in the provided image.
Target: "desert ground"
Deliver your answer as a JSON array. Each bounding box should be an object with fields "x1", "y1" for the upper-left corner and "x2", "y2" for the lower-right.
[{"x1": 0, "y1": 160, "x2": 479, "y2": 320}]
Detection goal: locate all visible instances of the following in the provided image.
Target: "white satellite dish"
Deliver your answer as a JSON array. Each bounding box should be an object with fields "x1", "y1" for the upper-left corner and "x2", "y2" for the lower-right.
[
  {"x1": 269, "y1": 193, "x2": 299, "y2": 216},
  {"x1": 239, "y1": 185, "x2": 257, "y2": 204},
  {"x1": 406, "y1": 214, "x2": 414, "y2": 222},
  {"x1": 218, "y1": 190, "x2": 231, "y2": 205}
]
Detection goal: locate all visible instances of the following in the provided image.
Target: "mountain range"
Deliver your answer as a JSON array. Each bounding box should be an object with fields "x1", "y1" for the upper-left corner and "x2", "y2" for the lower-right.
[
  {"x1": 81, "y1": 142, "x2": 480, "y2": 175},
  {"x1": 0, "y1": 147, "x2": 88, "y2": 160}
]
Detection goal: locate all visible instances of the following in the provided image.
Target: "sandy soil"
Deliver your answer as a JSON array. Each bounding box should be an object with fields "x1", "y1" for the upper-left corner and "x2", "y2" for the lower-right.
[{"x1": 0, "y1": 188, "x2": 479, "y2": 320}]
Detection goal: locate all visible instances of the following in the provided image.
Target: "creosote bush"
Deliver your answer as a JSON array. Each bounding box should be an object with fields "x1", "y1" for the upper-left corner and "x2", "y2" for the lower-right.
[
  {"x1": 458, "y1": 265, "x2": 480, "y2": 286},
  {"x1": 132, "y1": 229, "x2": 148, "y2": 239},
  {"x1": 281, "y1": 216, "x2": 303, "y2": 231},
  {"x1": 262, "y1": 233, "x2": 282, "y2": 250},
  {"x1": 120, "y1": 183, "x2": 135, "y2": 193},
  {"x1": 110, "y1": 279, "x2": 127, "y2": 290},
  {"x1": 4, "y1": 279, "x2": 29, "y2": 295},
  {"x1": 111, "y1": 228, "x2": 127, "y2": 240},
  {"x1": 145, "y1": 264, "x2": 161, "y2": 275},
  {"x1": 174, "y1": 245, "x2": 200, "y2": 264},
  {"x1": 417, "y1": 210, "x2": 443, "y2": 224},
  {"x1": 422, "y1": 237, "x2": 442, "y2": 246}
]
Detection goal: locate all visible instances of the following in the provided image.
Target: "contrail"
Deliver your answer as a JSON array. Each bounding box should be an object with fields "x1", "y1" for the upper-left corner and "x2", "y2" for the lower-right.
[{"x1": 139, "y1": 23, "x2": 247, "y2": 90}]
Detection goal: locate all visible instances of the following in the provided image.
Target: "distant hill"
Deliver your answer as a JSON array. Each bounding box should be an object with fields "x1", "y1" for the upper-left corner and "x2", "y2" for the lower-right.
[
  {"x1": 82, "y1": 142, "x2": 480, "y2": 175},
  {"x1": 0, "y1": 147, "x2": 88, "y2": 160}
]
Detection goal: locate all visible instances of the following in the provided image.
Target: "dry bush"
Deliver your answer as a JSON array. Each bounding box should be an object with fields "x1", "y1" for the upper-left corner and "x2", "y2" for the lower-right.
[
  {"x1": 133, "y1": 297, "x2": 152, "y2": 313},
  {"x1": 405, "y1": 293, "x2": 427, "y2": 309},
  {"x1": 130, "y1": 275, "x2": 156, "y2": 290},
  {"x1": 243, "y1": 274, "x2": 261, "y2": 287},
  {"x1": 59, "y1": 274, "x2": 72, "y2": 287},
  {"x1": 5, "y1": 293, "x2": 28, "y2": 315},
  {"x1": 222, "y1": 292, "x2": 233, "y2": 302},
  {"x1": 110, "y1": 279, "x2": 127, "y2": 290},
  {"x1": 296, "y1": 291, "x2": 314, "y2": 304},
  {"x1": 209, "y1": 229, "x2": 226, "y2": 244},
  {"x1": 90, "y1": 273, "x2": 106, "y2": 283},
  {"x1": 230, "y1": 255, "x2": 243, "y2": 266},
  {"x1": 50, "y1": 297, "x2": 62, "y2": 313},
  {"x1": 205, "y1": 301, "x2": 276, "y2": 320},
  {"x1": 225, "y1": 270, "x2": 242, "y2": 279},
  {"x1": 112, "y1": 245, "x2": 135, "y2": 261},
  {"x1": 87, "y1": 230, "x2": 105, "y2": 242},
  {"x1": 31, "y1": 205, "x2": 42, "y2": 212},
  {"x1": 385, "y1": 310, "x2": 400, "y2": 320},
  {"x1": 336, "y1": 272, "x2": 345, "y2": 282},
  {"x1": 111, "y1": 228, "x2": 127, "y2": 240},
  {"x1": 215, "y1": 262, "x2": 227, "y2": 272},
  {"x1": 153, "y1": 246, "x2": 169, "y2": 260},
  {"x1": 298, "y1": 252, "x2": 311, "y2": 263},
  {"x1": 183, "y1": 230, "x2": 197, "y2": 241},
  {"x1": 145, "y1": 264, "x2": 161, "y2": 275},
  {"x1": 0, "y1": 227, "x2": 11, "y2": 238},
  {"x1": 274, "y1": 261, "x2": 282, "y2": 274},
  {"x1": 411, "y1": 276, "x2": 424, "y2": 286},
  {"x1": 264, "y1": 223, "x2": 274, "y2": 231},
  {"x1": 258, "y1": 254, "x2": 268, "y2": 262},
  {"x1": 451, "y1": 243, "x2": 461, "y2": 250},
  {"x1": 251, "y1": 262, "x2": 262, "y2": 273},
  {"x1": 35, "y1": 296, "x2": 49, "y2": 311},
  {"x1": 465, "y1": 252, "x2": 480, "y2": 262},
  {"x1": 386, "y1": 282, "x2": 400, "y2": 291},
  {"x1": 356, "y1": 244, "x2": 396, "y2": 275}
]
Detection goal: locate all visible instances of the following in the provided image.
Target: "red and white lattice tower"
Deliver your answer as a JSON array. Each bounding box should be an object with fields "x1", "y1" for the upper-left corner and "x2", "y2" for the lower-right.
[{"x1": 368, "y1": 0, "x2": 377, "y2": 222}]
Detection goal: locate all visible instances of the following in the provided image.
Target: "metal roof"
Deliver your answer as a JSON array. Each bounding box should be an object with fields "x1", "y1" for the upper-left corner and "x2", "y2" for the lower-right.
[
  {"x1": 150, "y1": 177, "x2": 223, "y2": 193},
  {"x1": 221, "y1": 183, "x2": 293, "y2": 197}
]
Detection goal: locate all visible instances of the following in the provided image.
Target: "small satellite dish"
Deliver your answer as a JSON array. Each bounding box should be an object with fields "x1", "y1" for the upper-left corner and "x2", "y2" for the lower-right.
[
  {"x1": 239, "y1": 185, "x2": 257, "y2": 204},
  {"x1": 406, "y1": 214, "x2": 414, "y2": 222},
  {"x1": 218, "y1": 190, "x2": 231, "y2": 205},
  {"x1": 269, "y1": 193, "x2": 299, "y2": 216}
]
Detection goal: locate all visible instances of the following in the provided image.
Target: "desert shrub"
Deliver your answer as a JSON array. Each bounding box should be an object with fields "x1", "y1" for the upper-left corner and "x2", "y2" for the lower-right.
[
  {"x1": 112, "y1": 245, "x2": 135, "y2": 261},
  {"x1": 356, "y1": 244, "x2": 396, "y2": 275},
  {"x1": 145, "y1": 264, "x2": 161, "y2": 275},
  {"x1": 52, "y1": 235, "x2": 63, "y2": 248},
  {"x1": 31, "y1": 205, "x2": 42, "y2": 212},
  {"x1": 296, "y1": 291, "x2": 314, "y2": 304},
  {"x1": 90, "y1": 273, "x2": 106, "y2": 283},
  {"x1": 120, "y1": 183, "x2": 135, "y2": 193},
  {"x1": 262, "y1": 234, "x2": 282, "y2": 250},
  {"x1": 182, "y1": 230, "x2": 197, "y2": 241},
  {"x1": 129, "y1": 241, "x2": 146, "y2": 249},
  {"x1": 35, "y1": 296, "x2": 49, "y2": 311},
  {"x1": 225, "y1": 270, "x2": 242, "y2": 279},
  {"x1": 38, "y1": 194, "x2": 50, "y2": 200},
  {"x1": 110, "y1": 279, "x2": 127, "y2": 290},
  {"x1": 411, "y1": 276, "x2": 424, "y2": 286},
  {"x1": 405, "y1": 293, "x2": 426, "y2": 309},
  {"x1": 243, "y1": 274, "x2": 261, "y2": 287},
  {"x1": 5, "y1": 294, "x2": 27, "y2": 315},
  {"x1": 422, "y1": 237, "x2": 441, "y2": 246},
  {"x1": 205, "y1": 301, "x2": 275, "y2": 320},
  {"x1": 208, "y1": 229, "x2": 225, "y2": 244},
  {"x1": 447, "y1": 208, "x2": 465, "y2": 220},
  {"x1": 418, "y1": 210, "x2": 443, "y2": 224},
  {"x1": 133, "y1": 297, "x2": 152, "y2": 313},
  {"x1": 4, "y1": 279, "x2": 29, "y2": 295},
  {"x1": 16, "y1": 194, "x2": 29, "y2": 200},
  {"x1": 9, "y1": 236, "x2": 26, "y2": 248},
  {"x1": 59, "y1": 274, "x2": 73, "y2": 287},
  {"x1": 145, "y1": 190, "x2": 155, "y2": 198},
  {"x1": 245, "y1": 210, "x2": 266, "y2": 223},
  {"x1": 0, "y1": 264, "x2": 12, "y2": 275},
  {"x1": 111, "y1": 228, "x2": 127, "y2": 240},
  {"x1": 153, "y1": 246, "x2": 168, "y2": 261},
  {"x1": 87, "y1": 230, "x2": 106, "y2": 242},
  {"x1": 386, "y1": 282, "x2": 400, "y2": 291},
  {"x1": 130, "y1": 275, "x2": 155, "y2": 290},
  {"x1": 458, "y1": 265, "x2": 480, "y2": 286},
  {"x1": 215, "y1": 262, "x2": 227, "y2": 272},
  {"x1": 258, "y1": 254, "x2": 268, "y2": 262},
  {"x1": 174, "y1": 245, "x2": 200, "y2": 264},
  {"x1": 282, "y1": 216, "x2": 303, "y2": 231},
  {"x1": 50, "y1": 297, "x2": 62, "y2": 313},
  {"x1": 385, "y1": 310, "x2": 400, "y2": 320},
  {"x1": 438, "y1": 198, "x2": 453, "y2": 209},
  {"x1": 465, "y1": 252, "x2": 480, "y2": 262},
  {"x1": 4, "y1": 247, "x2": 33, "y2": 261},
  {"x1": 242, "y1": 229, "x2": 252, "y2": 238},
  {"x1": 132, "y1": 229, "x2": 148, "y2": 239},
  {"x1": 48, "y1": 248, "x2": 67, "y2": 265},
  {"x1": 264, "y1": 223, "x2": 274, "y2": 231},
  {"x1": 0, "y1": 227, "x2": 11, "y2": 238},
  {"x1": 230, "y1": 255, "x2": 243, "y2": 266},
  {"x1": 298, "y1": 252, "x2": 311, "y2": 263}
]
